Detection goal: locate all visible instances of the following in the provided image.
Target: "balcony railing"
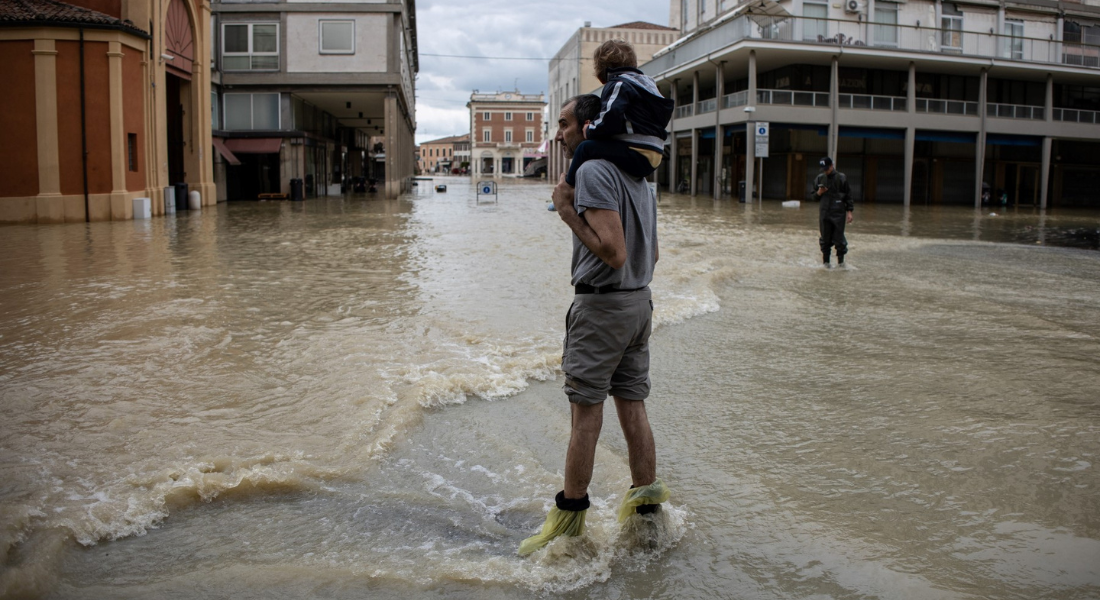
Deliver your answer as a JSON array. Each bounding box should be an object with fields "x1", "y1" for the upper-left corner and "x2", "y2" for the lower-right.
[
  {"x1": 916, "y1": 98, "x2": 980, "y2": 116},
  {"x1": 1054, "y1": 107, "x2": 1100, "y2": 124},
  {"x1": 675, "y1": 104, "x2": 694, "y2": 119},
  {"x1": 723, "y1": 90, "x2": 749, "y2": 108},
  {"x1": 644, "y1": 14, "x2": 1100, "y2": 77},
  {"x1": 757, "y1": 89, "x2": 830, "y2": 108},
  {"x1": 697, "y1": 98, "x2": 718, "y2": 114},
  {"x1": 838, "y1": 93, "x2": 906, "y2": 111},
  {"x1": 988, "y1": 103, "x2": 1045, "y2": 120}
]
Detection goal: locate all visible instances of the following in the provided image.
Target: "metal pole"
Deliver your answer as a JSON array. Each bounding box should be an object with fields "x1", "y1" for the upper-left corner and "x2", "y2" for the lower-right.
[{"x1": 758, "y1": 156, "x2": 763, "y2": 203}]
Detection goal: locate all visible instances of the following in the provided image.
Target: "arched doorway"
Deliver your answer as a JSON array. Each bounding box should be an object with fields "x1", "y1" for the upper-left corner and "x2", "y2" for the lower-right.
[{"x1": 164, "y1": 0, "x2": 194, "y2": 189}]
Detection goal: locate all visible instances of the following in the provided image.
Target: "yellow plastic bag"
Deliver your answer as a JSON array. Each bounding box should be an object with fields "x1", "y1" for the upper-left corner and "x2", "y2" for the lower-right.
[
  {"x1": 517, "y1": 506, "x2": 587, "y2": 556},
  {"x1": 617, "y1": 479, "x2": 670, "y2": 523}
]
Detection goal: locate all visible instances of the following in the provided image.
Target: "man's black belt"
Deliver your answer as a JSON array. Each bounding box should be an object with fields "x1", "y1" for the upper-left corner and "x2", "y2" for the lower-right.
[{"x1": 575, "y1": 283, "x2": 641, "y2": 295}]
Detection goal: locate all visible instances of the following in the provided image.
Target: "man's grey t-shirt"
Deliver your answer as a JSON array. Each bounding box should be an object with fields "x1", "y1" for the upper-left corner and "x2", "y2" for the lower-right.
[{"x1": 570, "y1": 159, "x2": 657, "y2": 289}]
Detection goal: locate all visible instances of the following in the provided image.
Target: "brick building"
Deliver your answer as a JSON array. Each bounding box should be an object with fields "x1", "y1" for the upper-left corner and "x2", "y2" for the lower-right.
[{"x1": 467, "y1": 91, "x2": 546, "y2": 177}]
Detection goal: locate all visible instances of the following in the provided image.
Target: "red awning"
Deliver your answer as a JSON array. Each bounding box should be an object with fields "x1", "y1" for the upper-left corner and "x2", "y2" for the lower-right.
[
  {"x1": 211, "y1": 138, "x2": 241, "y2": 165},
  {"x1": 224, "y1": 138, "x2": 283, "y2": 154}
]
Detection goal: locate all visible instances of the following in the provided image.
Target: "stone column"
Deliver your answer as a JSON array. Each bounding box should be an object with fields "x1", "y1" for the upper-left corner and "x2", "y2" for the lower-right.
[
  {"x1": 668, "y1": 79, "x2": 678, "y2": 191},
  {"x1": 904, "y1": 62, "x2": 916, "y2": 207},
  {"x1": 904, "y1": 127, "x2": 915, "y2": 207},
  {"x1": 690, "y1": 129, "x2": 698, "y2": 196},
  {"x1": 108, "y1": 42, "x2": 129, "y2": 219},
  {"x1": 714, "y1": 60, "x2": 725, "y2": 200},
  {"x1": 32, "y1": 40, "x2": 63, "y2": 223},
  {"x1": 975, "y1": 67, "x2": 988, "y2": 208},
  {"x1": 746, "y1": 51, "x2": 757, "y2": 203},
  {"x1": 1041, "y1": 137, "x2": 1052, "y2": 209},
  {"x1": 385, "y1": 92, "x2": 399, "y2": 197},
  {"x1": 691, "y1": 70, "x2": 699, "y2": 195},
  {"x1": 829, "y1": 55, "x2": 839, "y2": 162}
]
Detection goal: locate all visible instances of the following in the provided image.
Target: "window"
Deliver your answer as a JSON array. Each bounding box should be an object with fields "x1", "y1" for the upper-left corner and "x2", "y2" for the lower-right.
[
  {"x1": 942, "y1": 9, "x2": 963, "y2": 53},
  {"x1": 222, "y1": 23, "x2": 278, "y2": 71},
  {"x1": 224, "y1": 93, "x2": 280, "y2": 130},
  {"x1": 319, "y1": 20, "x2": 354, "y2": 54},
  {"x1": 483, "y1": 111, "x2": 491, "y2": 121},
  {"x1": 682, "y1": 0, "x2": 689, "y2": 28},
  {"x1": 127, "y1": 133, "x2": 138, "y2": 171},
  {"x1": 1005, "y1": 19, "x2": 1024, "y2": 60},
  {"x1": 526, "y1": 129, "x2": 534, "y2": 142},
  {"x1": 526, "y1": 112, "x2": 534, "y2": 120},
  {"x1": 874, "y1": 3, "x2": 899, "y2": 48},
  {"x1": 211, "y1": 90, "x2": 220, "y2": 128},
  {"x1": 483, "y1": 128, "x2": 491, "y2": 142},
  {"x1": 505, "y1": 112, "x2": 512, "y2": 121},
  {"x1": 699, "y1": 0, "x2": 705, "y2": 19},
  {"x1": 504, "y1": 129, "x2": 512, "y2": 143},
  {"x1": 803, "y1": 2, "x2": 828, "y2": 41}
]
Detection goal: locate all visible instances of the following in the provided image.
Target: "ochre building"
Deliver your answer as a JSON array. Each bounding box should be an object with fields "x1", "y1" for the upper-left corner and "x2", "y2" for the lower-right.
[{"x1": 1, "y1": 0, "x2": 216, "y2": 223}]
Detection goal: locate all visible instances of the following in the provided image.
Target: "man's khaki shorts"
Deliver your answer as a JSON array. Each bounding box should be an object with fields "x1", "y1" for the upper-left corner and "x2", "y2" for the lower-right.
[{"x1": 561, "y1": 288, "x2": 653, "y2": 405}]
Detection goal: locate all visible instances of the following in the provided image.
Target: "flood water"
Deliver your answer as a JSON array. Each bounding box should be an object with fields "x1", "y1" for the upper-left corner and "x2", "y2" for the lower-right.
[{"x1": 2, "y1": 177, "x2": 1099, "y2": 599}]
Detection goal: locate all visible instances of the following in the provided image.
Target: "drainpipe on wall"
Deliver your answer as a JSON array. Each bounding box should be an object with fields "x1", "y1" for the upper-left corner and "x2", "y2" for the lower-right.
[{"x1": 80, "y1": 28, "x2": 90, "y2": 222}]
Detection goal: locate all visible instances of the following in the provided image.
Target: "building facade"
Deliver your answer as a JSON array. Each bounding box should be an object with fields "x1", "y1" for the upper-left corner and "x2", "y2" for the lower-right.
[
  {"x1": 210, "y1": 0, "x2": 417, "y2": 200},
  {"x1": 452, "y1": 133, "x2": 470, "y2": 172},
  {"x1": 419, "y1": 133, "x2": 464, "y2": 174},
  {"x1": 546, "y1": 21, "x2": 680, "y2": 182},
  {"x1": 467, "y1": 91, "x2": 546, "y2": 177},
  {"x1": 1, "y1": 0, "x2": 216, "y2": 223},
  {"x1": 646, "y1": 0, "x2": 1100, "y2": 208}
]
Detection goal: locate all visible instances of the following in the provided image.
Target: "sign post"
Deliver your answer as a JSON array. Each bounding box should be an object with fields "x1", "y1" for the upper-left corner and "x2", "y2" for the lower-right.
[
  {"x1": 755, "y1": 122, "x2": 769, "y2": 203},
  {"x1": 476, "y1": 180, "x2": 498, "y2": 203}
]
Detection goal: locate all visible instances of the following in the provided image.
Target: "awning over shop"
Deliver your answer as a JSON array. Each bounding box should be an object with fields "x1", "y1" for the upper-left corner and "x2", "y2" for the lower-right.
[
  {"x1": 224, "y1": 138, "x2": 283, "y2": 154},
  {"x1": 211, "y1": 137, "x2": 241, "y2": 165}
]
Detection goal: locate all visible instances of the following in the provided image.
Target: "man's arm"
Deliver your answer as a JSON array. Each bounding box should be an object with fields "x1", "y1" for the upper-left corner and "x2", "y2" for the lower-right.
[
  {"x1": 552, "y1": 174, "x2": 626, "y2": 269},
  {"x1": 840, "y1": 175, "x2": 854, "y2": 222}
]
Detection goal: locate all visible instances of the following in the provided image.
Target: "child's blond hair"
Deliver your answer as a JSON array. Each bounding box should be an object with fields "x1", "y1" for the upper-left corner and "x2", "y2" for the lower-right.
[{"x1": 593, "y1": 39, "x2": 638, "y2": 83}]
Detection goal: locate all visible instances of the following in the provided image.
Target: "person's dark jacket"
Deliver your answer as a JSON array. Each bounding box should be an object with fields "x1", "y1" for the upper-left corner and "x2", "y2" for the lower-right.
[
  {"x1": 586, "y1": 67, "x2": 675, "y2": 154},
  {"x1": 810, "y1": 171, "x2": 854, "y2": 215}
]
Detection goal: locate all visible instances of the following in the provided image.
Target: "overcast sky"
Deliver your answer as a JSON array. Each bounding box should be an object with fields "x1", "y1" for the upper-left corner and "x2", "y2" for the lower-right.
[{"x1": 413, "y1": 0, "x2": 672, "y2": 145}]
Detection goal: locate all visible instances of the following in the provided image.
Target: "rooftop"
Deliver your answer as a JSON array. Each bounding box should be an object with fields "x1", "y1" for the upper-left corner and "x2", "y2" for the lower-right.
[
  {"x1": 607, "y1": 21, "x2": 678, "y2": 31},
  {"x1": 0, "y1": 0, "x2": 147, "y2": 36}
]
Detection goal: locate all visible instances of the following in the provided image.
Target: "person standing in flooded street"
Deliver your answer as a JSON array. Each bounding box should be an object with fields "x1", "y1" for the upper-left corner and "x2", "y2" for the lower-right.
[
  {"x1": 519, "y1": 94, "x2": 670, "y2": 556},
  {"x1": 811, "y1": 157, "x2": 854, "y2": 267}
]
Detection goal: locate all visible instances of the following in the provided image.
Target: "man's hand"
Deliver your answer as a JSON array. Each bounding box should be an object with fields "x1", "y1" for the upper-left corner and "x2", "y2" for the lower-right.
[
  {"x1": 846, "y1": 210, "x2": 854, "y2": 224},
  {"x1": 552, "y1": 173, "x2": 576, "y2": 215},
  {"x1": 816, "y1": 185, "x2": 827, "y2": 197}
]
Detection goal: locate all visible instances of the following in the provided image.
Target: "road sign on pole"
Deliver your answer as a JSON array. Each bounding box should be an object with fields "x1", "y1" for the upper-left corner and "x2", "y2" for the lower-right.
[
  {"x1": 755, "y1": 121, "x2": 770, "y2": 158},
  {"x1": 476, "y1": 180, "x2": 498, "y2": 203}
]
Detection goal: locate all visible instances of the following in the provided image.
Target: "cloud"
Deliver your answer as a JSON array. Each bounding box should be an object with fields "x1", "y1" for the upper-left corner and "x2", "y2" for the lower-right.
[{"x1": 413, "y1": 0, "x2": 670, "y2": 144}]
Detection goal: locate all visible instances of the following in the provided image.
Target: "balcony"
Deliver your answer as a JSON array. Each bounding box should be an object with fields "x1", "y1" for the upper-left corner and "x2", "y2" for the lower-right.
[
  {"x1": 723, "y1": 90, "x2": 749, "y2": 109},
  {"x1": 645, "y1": 14, "x2": 1100, "y2": 77},
  {"x1": 675, "y1": 104, "x2": 694, "y2": 119},
  {"x1": 1054, "y1": 107, "x2": 1100, "y2": 124},
  {"x1": 988, "y1": 103, "x2": 1044, "y2": 120},
  {"x1": 916, "y1": 99, "x2": 980, "y2": 116},
  {"x1": 759, "y1": 89, "x2": 830, "y2": 108}
]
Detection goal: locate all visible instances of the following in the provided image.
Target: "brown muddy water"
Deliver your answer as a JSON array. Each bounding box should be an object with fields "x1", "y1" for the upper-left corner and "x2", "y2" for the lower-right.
[{"x1": 1, "y1": 176, "x2": 1098, "y2": 599}]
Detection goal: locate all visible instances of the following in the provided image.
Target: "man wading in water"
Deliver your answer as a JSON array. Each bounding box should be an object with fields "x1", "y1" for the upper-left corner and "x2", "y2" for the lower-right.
[
  {"x1": 518, "y1": 93, "x2": 670, "y2": 556},
  {"x1": 811, "y1": 157, "x2": 854, "y2": 267}
]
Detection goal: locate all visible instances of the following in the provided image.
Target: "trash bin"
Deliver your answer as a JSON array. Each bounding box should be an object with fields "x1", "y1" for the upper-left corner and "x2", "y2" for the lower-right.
[
  {"x1": 738, "y1": 180, "x2": 746, "y2": 203},
  {"x1": 174, "y1": 182, "x2": 189, "y2": 211},
  {"x1": 290, "y1": 178, "x2": 304, "y2": 202}
]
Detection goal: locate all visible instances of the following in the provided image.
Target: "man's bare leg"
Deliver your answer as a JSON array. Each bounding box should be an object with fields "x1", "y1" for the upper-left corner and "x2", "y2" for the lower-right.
[
  {"x1": 613, "y1": 396, "x2": 656, "y2": 488},
  {"x1": 564, "y1": 401, "x2": 604, "y2": 499}
]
